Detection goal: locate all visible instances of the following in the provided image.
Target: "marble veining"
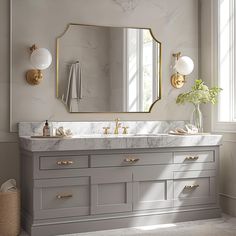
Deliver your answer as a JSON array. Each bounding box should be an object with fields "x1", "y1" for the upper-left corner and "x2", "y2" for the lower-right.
[
  {"x1": 19, "y1": 133, "x2": 222, "y2": 152},
  {"x1": 18, "y1": 121, "x2": 222, "y2": 152},
  {"x1": 113, "y1": 0, "x2": 140, "y2": 12},
  {"x1": 18, "y1": 121, "x2": 187, "y2": 137}
]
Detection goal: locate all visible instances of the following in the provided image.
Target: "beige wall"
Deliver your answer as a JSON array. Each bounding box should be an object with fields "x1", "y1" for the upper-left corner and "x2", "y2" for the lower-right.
[{"x1": 0, "y1": 0, "x2": 199, "y2": 184}]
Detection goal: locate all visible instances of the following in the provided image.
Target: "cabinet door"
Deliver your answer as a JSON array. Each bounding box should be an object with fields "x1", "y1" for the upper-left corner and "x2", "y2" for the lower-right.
[
  {"x1": 91, "y1": 168, "x2": 132, "y2": 214},
  {"x1": 173, "y1": 170, "x2": 216, "y2": 207},
  {"x1": 133, "y1": 166, "x2": 174, "y2": 211},
  {"x1": 34, "y1": 177, "x2": 90, "y2": 219}
]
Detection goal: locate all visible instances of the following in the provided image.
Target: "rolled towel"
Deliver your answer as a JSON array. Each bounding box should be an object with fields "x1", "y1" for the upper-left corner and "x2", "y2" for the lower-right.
[
  {"x1": 0, "y1": 179, "x2": 17, "y2": 192},
  {"x1": 56, "y1": 127, "x2": 73, "y2": 137}
]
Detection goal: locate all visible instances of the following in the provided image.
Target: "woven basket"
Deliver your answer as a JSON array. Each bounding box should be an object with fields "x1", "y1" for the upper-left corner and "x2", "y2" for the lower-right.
[{"x1": 0, "y1": 191, "x2": 20, "y2": 236}]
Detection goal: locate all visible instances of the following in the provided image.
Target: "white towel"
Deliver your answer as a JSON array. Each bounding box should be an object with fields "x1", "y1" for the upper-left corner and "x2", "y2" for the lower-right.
[
  {"x1": 0, "y1": 179, "x2": 17, "y2": 192},
  {"x1": 64, "y1": 61, "x2": 83, "y2": 111}
]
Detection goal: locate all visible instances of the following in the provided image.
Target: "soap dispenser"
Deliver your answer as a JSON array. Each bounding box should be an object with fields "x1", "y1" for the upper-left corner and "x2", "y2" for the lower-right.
[{"x1": 43, "y1": 120, "x2": 50, "y2": 136}]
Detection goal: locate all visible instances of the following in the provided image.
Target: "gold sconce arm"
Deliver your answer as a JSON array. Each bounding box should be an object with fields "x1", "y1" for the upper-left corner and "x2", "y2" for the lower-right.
[{"x1": 30, "y1": 44, "x2": 37, "y2": 53}]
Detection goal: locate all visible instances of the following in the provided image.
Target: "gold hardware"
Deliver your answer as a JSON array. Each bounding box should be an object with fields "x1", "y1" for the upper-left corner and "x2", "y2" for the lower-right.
[
  {"x1": 173, "y1": 52, "x2": 181, "y2": 59},
  {"x1": 171, "y1": 52, "x2": 185, "y2": 89},
  {"x1": 26, "y1": 44, "x2": 52, "y2": 86},
  {"x1": 124, "y1": 157, "x2": 140, "y2": 163},
  {"x1": 103, "y1": 127, "x2": 110, "y2": 135},
  {"x1": 184, "y1": 184, "x2": 199, "y2": 190},
  {"x1": 185, "y1": 156, "x2": 199, "y2": 161},
  {"x1": 26, "y1": 69, "x2": 43, "y2": 85},
  {"x1": 114, "y1": 118, "x2": 121, "y2": 134},
  {"x1": 26, "y1": 44, "x2": 42, "y2": 85},
  {"x1": 56, "y1": 194, "x2": 73, "y2": 199},
  {"x1": 171, "y1": 73, "x2": 186, "y2": 89},
  {"x1": 57, "y1": 160, "x2": 74, "y2": 166},
  {"x1": 30, "y1": 44, "x2": 37, "y2": 53},
  {"x1": 122, "y1": 127, "x2": 129, "y2": 135}
]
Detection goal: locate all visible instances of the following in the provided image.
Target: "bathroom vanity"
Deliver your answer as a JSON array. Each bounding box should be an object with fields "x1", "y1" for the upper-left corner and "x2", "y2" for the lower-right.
[{"x1": 19, "y1": 122, "x2": 222, "y2": 236}]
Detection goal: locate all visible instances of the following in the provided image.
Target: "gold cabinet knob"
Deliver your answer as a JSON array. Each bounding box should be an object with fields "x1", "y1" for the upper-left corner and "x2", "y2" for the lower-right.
[
  {"x1": 184, "y1": 184, "x2": 199, "y2": 190},
  {"x1": 124, "y1": 157, "x2": 139, "y2": 164},
  {"x1": 185, "y1": 156, "x2": 199, "y2": 161},
  {"x1": 56, "y1": 193, "x2": 73, "y2": 199},
  {"x1": 57, "y1": 160, "x2": 74, "y2": 166},
  {"x1": 103, "y1": 127, "x2": 110, "y2": 135},
  {"x1": 122, "y1": 127, "x2": 129, "y2": 135}
]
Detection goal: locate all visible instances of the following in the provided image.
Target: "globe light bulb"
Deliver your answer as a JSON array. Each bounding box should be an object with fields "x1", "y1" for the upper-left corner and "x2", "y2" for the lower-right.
[
  {"x1": 175, "y1": 56, "x2": 194, "y2": 76},
  {"x1": 30, "y1": 48, "x2": 52, "y2": 70}
]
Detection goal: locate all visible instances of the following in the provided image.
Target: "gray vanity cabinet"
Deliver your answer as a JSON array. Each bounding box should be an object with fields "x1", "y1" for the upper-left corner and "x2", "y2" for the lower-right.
[{"x1": 20, "y1": 146, "x2": 220, "y2": 236}]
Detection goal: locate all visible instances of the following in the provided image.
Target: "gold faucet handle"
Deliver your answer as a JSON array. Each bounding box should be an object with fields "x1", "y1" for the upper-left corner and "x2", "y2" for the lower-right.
[
  {"x1": 122, "y1": 127, "x2": 129, "y2": 135},
  {"x1": 103, "y1": 127, "x2": 110, "y2": 135},
  {"x1": 115, "y1": 118, "x2": 120, "y2": 122}
]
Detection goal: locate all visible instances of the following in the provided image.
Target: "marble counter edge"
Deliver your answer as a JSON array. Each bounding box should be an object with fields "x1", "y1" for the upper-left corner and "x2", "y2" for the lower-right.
[{"x1": 19, "y1": 134, "x2": 223, "y2": 152}]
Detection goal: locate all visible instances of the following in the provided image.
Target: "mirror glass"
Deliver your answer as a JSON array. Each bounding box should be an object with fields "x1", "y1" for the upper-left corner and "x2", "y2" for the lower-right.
[{"x1": 57, "y1": 24, "x2": 161, "y2": 113}]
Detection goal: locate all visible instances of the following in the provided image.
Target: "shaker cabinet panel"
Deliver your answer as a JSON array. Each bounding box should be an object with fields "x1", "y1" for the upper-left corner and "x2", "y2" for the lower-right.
[
  {"x1": 174, "y1": 151, "x2": 214, "y2": 164},
  {"x1": 34, "y1": 177, "x2": 90, "y2": 219},
  {"x1": 133, "y1": 166, "x2": 173, "y2": 210},
  {"x1": 173, "y1": 171, "x2": 216, "y2": 207},
  {"x1": 133, "y1": 165, "x2": 173, "y2": 181},
  {"x1": 173, "y1": 151, "x2": 216, "y2": 171},
  {"x1": 39, "y1": 155, "x2": 89, "y2": 170},
  {"x1": 91, "y1": 152, "x2": 172, "y2": 168},
  {"x1": 91, "y1": 169, "x2": 132, "y2": 214},
  {"x1": 133, "y1": 180, "x2": 173, "y2": 210}
]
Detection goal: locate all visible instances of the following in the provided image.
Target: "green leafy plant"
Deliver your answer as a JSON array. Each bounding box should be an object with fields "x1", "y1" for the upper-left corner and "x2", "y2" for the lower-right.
[{"x1": 176, "y1": 79, "x2": 222, "y2": 105}]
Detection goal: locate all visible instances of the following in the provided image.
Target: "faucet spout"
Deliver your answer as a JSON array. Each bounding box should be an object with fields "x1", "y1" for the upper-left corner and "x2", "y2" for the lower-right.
[{"x1": 114, "y1": 118, "x2": 121, "y2": 134}]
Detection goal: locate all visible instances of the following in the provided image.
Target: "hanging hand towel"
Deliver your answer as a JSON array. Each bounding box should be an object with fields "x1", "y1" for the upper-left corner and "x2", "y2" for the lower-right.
[{"x1": 64, "y1": 61, "x2": 83, "y2": 111}]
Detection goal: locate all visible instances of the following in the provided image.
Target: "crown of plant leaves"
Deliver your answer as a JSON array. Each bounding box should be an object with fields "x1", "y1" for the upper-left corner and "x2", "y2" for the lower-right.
[{"x1": 176, "y1": 79, "x2": 222, "y2": 105}]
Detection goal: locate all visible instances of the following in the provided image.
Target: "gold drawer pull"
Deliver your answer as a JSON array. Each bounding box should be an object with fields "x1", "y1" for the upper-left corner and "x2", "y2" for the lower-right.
[
  {"x1": 124, "y1": 158, "x2": 140, "y2": 163},
  {"x1": 185, "y1": 156, "x2": 199, "y2": 161},
  {"x1": 184, "y1": 184, "x2": 199, "y2": 190},
  {"x1": 56, "y1": 194, "x2": 73, "y2": 199},
  {"x1": 57, "y1": 160, "x2": 74, "y2": 166}
]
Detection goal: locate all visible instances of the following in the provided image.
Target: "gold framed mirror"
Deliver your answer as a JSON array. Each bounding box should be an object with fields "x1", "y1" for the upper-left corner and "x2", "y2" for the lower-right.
[{"x1": 56, "y1": 23, "x2": 161, "y2": 113}]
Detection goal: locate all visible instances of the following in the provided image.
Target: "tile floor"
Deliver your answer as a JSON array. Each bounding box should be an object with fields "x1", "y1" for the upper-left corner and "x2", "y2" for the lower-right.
[{"x1": 20, "y1": 215, "x2": 236, "y2": 236}]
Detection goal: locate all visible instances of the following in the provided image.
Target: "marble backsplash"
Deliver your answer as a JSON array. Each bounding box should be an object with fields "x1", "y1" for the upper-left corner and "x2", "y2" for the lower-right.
[{"x1": 18, "y1": 121, "x2": 188, "y2": 137}]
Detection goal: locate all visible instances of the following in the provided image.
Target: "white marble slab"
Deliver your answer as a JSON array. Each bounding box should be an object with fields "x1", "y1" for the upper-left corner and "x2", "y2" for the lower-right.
[
  {"x1": 18, "y1": 121, "x2": 188, "y2": 137},
  {"x1": 19, "y1": 133, "x2": 222, "y2": 152}
]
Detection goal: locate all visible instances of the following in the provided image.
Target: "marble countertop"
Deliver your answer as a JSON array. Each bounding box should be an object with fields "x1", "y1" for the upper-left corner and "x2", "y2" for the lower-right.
[{"x1": 19, "y1": 133, "x2": 223, "y2": 152}]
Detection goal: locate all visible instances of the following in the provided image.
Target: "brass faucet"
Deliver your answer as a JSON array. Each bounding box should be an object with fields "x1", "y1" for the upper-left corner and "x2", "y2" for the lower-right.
[{"x1": 114, "y1": 118, "x2": 121, "y2": 134}]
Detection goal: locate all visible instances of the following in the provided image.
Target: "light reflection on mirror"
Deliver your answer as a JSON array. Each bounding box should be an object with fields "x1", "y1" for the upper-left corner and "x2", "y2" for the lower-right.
[{"x1": 56, "y1": 24, "x2": 161, "y2": 113}]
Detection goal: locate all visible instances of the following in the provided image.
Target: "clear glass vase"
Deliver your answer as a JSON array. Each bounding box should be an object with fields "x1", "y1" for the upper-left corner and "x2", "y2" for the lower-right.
[{"x1": 190, "y1": 104, "x2": 203, "y2": 133}]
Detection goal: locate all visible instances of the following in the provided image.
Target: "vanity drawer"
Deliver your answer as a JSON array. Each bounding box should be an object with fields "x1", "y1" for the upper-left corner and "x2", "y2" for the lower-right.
[
  {"x1": 90, "y1": 152, "x2": 172, "y2": 167},
  {"x1": 174, "y1": 151, "x2": 214, "y2": 164},
  {"x1": 39, "y1": 155, "x2": 89, "y2": 170},
  {"x1": 173, "y1": 170, "x2": 216, "y2": 207},
  {"x1": 173, "y1": 151, "x2": 216, "y2": 170},
  {"x1": 34, "y1": 177, "x2": 90, "y2": 219}
]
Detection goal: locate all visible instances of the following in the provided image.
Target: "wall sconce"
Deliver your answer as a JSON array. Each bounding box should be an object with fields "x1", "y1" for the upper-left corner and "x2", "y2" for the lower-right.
[
  {"x1": 171, "y1": 52, "x2": 194, "y2": 89},
  {"x1": 26, "y1": 44, "x2": 52, "y2": 85}
]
